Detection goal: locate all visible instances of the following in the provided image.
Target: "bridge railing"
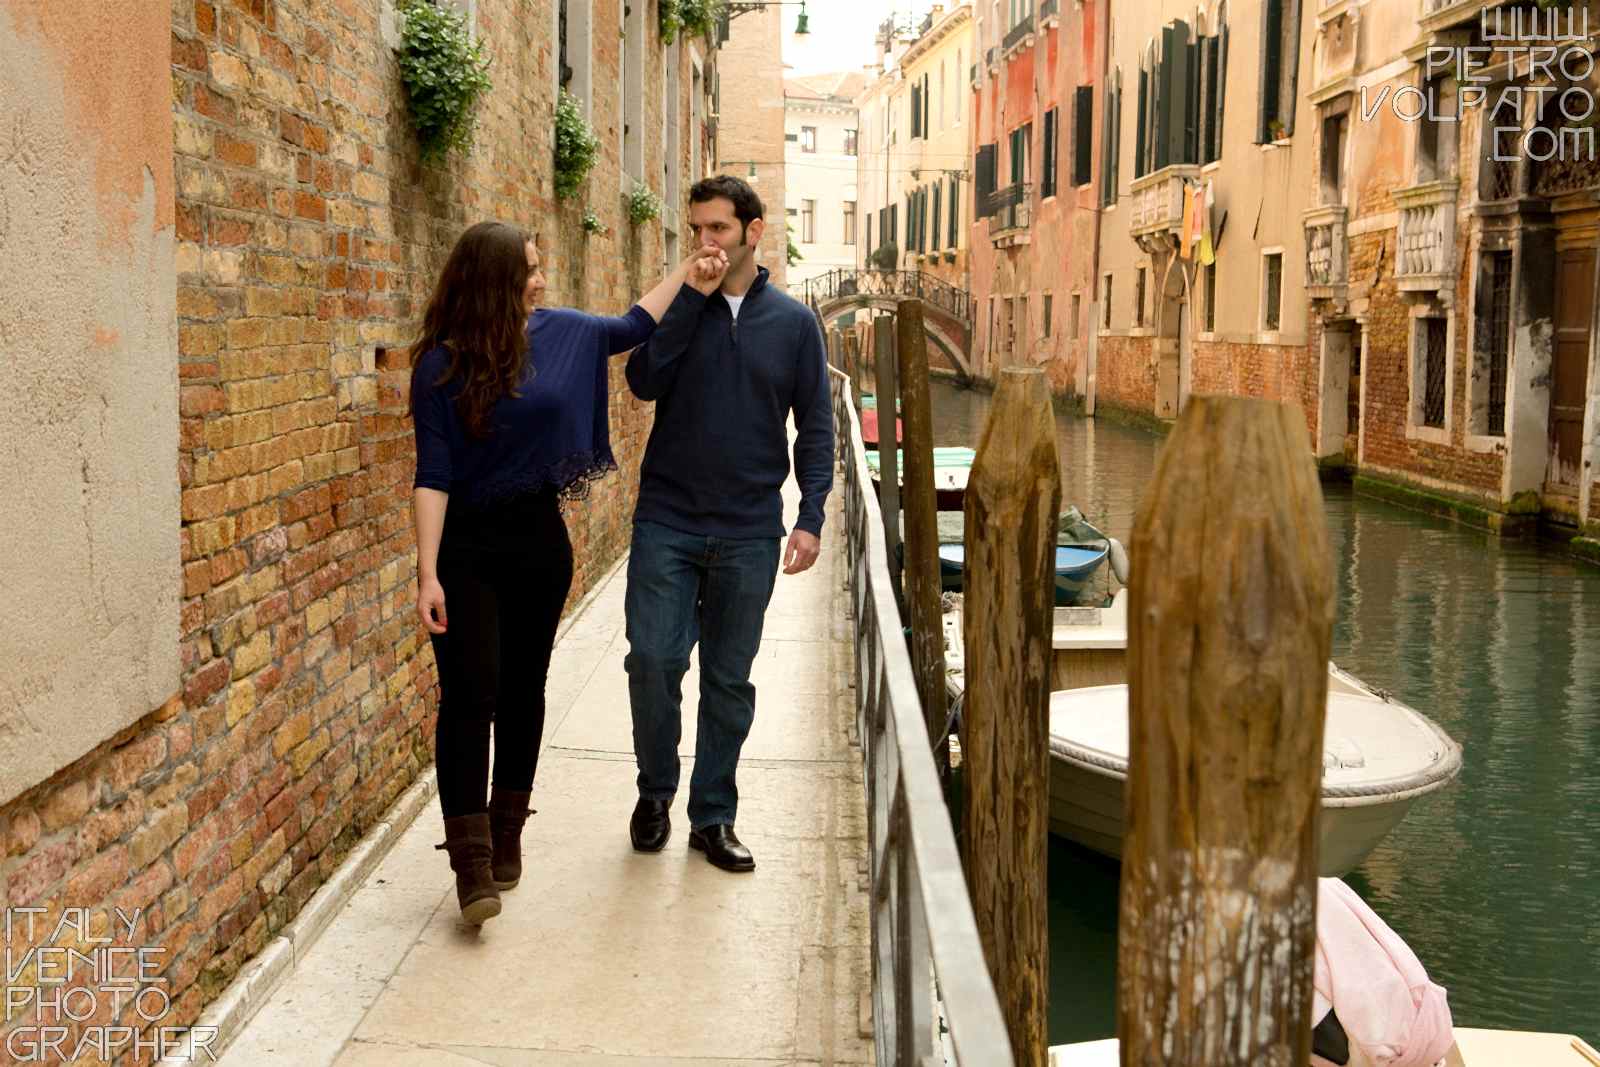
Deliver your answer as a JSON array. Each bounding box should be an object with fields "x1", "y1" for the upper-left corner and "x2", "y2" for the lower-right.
[
  {"x1": 803, "y1": 269, "x2": 974, "y2": 325},
  {"x1": 828, "y1": 365, "x2": 1014, "y2": 1065}
]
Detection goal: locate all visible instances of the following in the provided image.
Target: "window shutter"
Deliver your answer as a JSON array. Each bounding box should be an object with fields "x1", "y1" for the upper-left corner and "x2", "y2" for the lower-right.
[
  {"x1": 1280, "y1": 0, "x2": 1301, "y2": 136},
  {"x1": 976, "y1": 143, "x2": 997, "y2": 215},
  {"x1": 1160, "y1": 22, "x2": 1190, "y2": 169},
  {"x1": 1135, "y1": 68, "x2": 1149, "y2": 177},
  {"x1": 1203, "y1": 34, "x2": 1221, "y2": 162},
  {"x1": 1258, "y1": 0, "x2": 1282, "y2": 142},
  {"x1": 1075, "y1": 86, "x2": 1094, "y2": 185},
  {"x1": 949, "y1": 176, "x2": 959, "y2": 237}
]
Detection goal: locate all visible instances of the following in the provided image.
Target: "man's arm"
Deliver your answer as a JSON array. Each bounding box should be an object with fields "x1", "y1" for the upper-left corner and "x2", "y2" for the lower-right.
[
  {"x1": 625, "y1": 285, "x2": 708, "y2": 401},
  {"x1": 789, "y1": 311, "x2": 835, "y2": 538}
]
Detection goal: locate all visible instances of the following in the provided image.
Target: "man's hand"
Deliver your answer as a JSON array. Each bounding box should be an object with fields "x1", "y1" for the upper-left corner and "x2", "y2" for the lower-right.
[
  {"x1": 686, "y1": 244, "x2": 729, "y2": 296},
  {"x1": 782, "y1": 529, "x2": 821, "y2": 575}
]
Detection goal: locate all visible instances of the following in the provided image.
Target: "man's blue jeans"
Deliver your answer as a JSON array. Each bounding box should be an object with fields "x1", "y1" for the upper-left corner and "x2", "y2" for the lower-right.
[{"x1": 625, "y1": 520, "x2": 780, "y2": 830}]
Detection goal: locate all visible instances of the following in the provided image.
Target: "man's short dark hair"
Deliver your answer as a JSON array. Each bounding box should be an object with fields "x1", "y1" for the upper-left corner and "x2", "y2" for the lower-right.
[{"x1": 689, "y1": 175, "x2": 765, "y2": 235}]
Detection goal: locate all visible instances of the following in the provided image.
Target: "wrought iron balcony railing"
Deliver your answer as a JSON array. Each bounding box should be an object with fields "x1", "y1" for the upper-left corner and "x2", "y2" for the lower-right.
[{"x1": 1002, "y1": 15, "x2": 1035, "y2": 52}]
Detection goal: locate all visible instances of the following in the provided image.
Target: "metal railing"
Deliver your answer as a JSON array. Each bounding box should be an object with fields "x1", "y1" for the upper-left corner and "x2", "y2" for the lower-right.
[
  {"x1": 802, "y1": 268, "x2": 975, "y2": 325},
  {"x1": 829, "y1": 366, "x2": 1014, "y2": 1065},
  {"x1": 1003, "y1": 14, "x2": 1035, "y2": 51},
  {"x1": 1040, "y1": 0, "x2": 1060, "y2": 18}
]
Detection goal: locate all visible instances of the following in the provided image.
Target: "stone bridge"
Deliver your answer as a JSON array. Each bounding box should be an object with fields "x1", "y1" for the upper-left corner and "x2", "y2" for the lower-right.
[{"x1": 799, "y1": 269, "x2": 974, "y2": 381}]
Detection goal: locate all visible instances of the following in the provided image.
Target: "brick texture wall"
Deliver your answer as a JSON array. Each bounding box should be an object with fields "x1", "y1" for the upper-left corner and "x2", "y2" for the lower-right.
[
  {"x1": 0, "y1": 1, "x2": 707, "y2": 1060},
  {"x1": 1190, "y1": 339, "x2": 1317, "y2": 436},
  {"x1": 1092, "y1": 334, "x2": 1156, "y2": 414}
]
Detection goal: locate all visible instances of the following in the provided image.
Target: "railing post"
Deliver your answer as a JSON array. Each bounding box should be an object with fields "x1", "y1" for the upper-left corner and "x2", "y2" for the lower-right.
[
  {"x1": 962, "y1": 367, "x2": 1059, "y2": 1066},
  {"x1": 1118, "y1": 396, "x2": 1333, "y2": 1066},
  {"x1": 896, "y1": 300, "x2": 947, "y2": 745}
]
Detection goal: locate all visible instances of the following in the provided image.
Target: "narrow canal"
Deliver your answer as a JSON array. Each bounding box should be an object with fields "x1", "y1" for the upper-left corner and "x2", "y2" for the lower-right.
[{"x1": 925, "y1": 379, "x2": 1600, "y2": 1048}]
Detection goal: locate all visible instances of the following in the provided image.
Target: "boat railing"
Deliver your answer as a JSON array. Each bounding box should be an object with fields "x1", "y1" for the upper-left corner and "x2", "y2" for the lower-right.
[{"x1": 828, "y1": 365, "x2": 1015, "y2": 1065}]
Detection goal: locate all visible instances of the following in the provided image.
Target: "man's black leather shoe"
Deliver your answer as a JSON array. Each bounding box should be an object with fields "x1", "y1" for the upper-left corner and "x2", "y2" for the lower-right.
[
  {"x1": 688, "y1": 824, "x2": 755, "y2": 872},
  {"x1": 630, "y1": 797, "x2": 671, "y2": 852}
]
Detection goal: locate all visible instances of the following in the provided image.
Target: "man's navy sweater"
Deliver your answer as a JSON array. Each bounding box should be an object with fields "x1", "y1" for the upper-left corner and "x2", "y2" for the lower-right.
[{"x1": 625, "y1": 266, "x2": 834, "y2": 539}]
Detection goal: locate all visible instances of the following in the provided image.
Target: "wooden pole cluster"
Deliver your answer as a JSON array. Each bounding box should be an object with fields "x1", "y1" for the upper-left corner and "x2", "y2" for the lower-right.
[
  {"x1": 1118, "y1": 396, "x2": 1334, "y2": 1067},
  {"x1": 895, "y1": 300, "x2": 947, "y2": 745},
  {"x1": 961, "y1": 367, "x2": 1060, "y2": 1067}
]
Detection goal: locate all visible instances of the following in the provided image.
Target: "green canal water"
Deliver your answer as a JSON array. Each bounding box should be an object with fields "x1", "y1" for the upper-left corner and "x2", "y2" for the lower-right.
[{"x1": 926, "y1": 381, "x2": 1600, "y2": 1048}]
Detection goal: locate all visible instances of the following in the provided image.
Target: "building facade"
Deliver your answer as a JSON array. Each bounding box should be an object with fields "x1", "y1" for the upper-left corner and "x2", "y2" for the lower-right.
[
  {"x1": 0, "y1": 0, "x2": 718, "y2": 1054},
  {"x1": 785, "y1": 72, "x2": 864, "y2": 290},
  {"x1": 1306, "y1": 0, "x2": 1600, "y2": 536},
  {"x1": 714, "y1": 3, "x2": 789, "y2": 288}
]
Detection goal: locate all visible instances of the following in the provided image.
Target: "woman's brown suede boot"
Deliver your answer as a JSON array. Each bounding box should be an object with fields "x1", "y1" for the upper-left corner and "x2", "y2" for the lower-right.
[
  {"x1": 435, "y1": 813, "x2": 501, "y2": 925},
  {"x1": 488, "y1": 788, "x2": 535, "y2": 890}
]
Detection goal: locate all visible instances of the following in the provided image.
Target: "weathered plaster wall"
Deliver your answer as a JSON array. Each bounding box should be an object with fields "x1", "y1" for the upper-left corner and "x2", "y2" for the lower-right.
[{"x1": 0, "y1": 0, "x2": 180, "y2": 806}]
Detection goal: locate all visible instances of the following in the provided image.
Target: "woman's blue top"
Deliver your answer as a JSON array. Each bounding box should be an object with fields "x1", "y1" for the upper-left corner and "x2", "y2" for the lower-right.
[{"x1": 411, "y1": 305, "x2": 655, "y2": 507}]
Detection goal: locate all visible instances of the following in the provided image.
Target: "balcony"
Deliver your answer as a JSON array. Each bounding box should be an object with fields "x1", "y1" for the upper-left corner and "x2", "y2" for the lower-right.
[
  {"x1": 1002, "y1": 15, "x2": 1035, "y2": 53},
  {"x1": 1303, "y1": 205, "x2": 1349, "y2": 304},
  {"x1": 987, "y1": 183, "x2": 1032, "y2": 247},
  {"x1": 1420, "y1": 0, "x2": 1514, "y2": 33},
  {"x1": 1394, "y1": 180, "x2": 1460, "y2": 297},
  {"x1": 1128, "y1": 165, "x2": 1201, "y2": 239},
  {"x1": 1040, "y1": 0, "x2": 1060, "y2": 24},
  {"x1": 985, "y1": 45, "x2": 997, "y2": 69}
]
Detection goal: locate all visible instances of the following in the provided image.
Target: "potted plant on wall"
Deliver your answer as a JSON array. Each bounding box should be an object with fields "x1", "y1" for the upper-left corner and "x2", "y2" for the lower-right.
[
  {"x1": 396, "y1": 0, "x2": 494, "y2": 162},
  {"x1": 555, "y1": 89, "x2": 601, "y2": 200}
]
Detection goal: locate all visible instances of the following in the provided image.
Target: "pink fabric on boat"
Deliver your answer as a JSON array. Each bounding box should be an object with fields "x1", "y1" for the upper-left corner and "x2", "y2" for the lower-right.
[{"x1": 1310, "y1": 878, "x2": 1455, "y2": 1067}]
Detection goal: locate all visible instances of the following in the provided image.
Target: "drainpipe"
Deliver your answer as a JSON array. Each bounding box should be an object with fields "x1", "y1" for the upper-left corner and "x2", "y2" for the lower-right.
[{"x1": 1085, "y1": 0, "x2": 1111, "y2": 417}]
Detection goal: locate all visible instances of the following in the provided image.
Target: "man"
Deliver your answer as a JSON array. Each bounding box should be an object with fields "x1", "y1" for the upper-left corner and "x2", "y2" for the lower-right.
[{"x1": 623, "y1": 175, "x2": 834, "y2": 872}]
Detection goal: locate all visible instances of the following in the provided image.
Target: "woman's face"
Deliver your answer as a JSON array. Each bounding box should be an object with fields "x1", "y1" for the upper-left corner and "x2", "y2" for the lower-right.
[{"x1": 523, "y1": 241, "x2": 547, "y2": 313}]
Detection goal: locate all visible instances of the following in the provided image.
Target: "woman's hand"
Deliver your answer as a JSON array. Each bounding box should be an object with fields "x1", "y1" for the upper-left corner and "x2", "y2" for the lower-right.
[
  {"x1": 684, "y1": 245, "x2": 729, "y2": 296},
  {"x1": 417, "y1": 576, "x2": 448, "y2": 634}
]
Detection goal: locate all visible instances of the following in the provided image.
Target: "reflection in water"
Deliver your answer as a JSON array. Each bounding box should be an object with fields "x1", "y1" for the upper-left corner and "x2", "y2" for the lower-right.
[{"x1": 926, "y1": 383, "x2": 1600, "y2": 1047}]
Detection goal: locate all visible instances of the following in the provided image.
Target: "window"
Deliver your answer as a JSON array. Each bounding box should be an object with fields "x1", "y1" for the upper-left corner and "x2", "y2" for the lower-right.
[
  {"x1": 1070, "y1": 293, "x2": 1080, "y2": 339},
  {"x1": 1009, "y1": 123, "x2": 1031, "y2": 185},
  {"x1": 844, "y1": 201, "x2": 857, "y2": 245},
  {"x1": 747, "y1": 161, "x2": 757, "y2": 177},
  {"x1": 785, "y1": 132, "x2": 799, "y2": 142},
  {"x1": 976, "y1": 143, "x2": 998, "y2": 216},
  {"x1": 932, "y1": 184, "x2": 943, "y2": 249},
  {"x1": 1201, "y1": 4, "x2": 1228, "y2": 163},
  {"x1": 1018, "y1": 294, "x2": 1029, "y2": 361},
  {"x1": 622, "y1": 0, "x2": 644, "y2": 180},
  {"x1": 1073, "y1": 85, "x2": 1094, "y2": 186},
  {"x1": 1418, "y1": 317, "x2": 1448, "y2": 429},
  {"x1": 844, "y1": 128, "x2": 858, "y2": 155},
  {"x1": 1042, "y1": 109, "x2": 1058, "y2": 197},
  {"x1": 1262, "y1": 252, "x2": 1283, "y2": 331},
  {"x1": 1101, "y1": 69, "x2": 1121, "y2": 205},
  {"x1": 1416, "y1": 77, "x2": 1457, "y2": 184},
  {"x1": 801, "y1": 199, "x2": 816, "y2": 243},
  {"x1": 559, "y1": 0, "x2": 593, "y2": 117},
  {"x1": 988, "y1": 297, "x2": 997, "y2": 358},
  {"x1": 800, "y1": 126, "x2": 817, "y2": 153},
  {"x1": 1320, "y1": 110, "x2": 1347, "y2": 205},
  {"x1": 1043, "y1": 293, "x2": 1054, "y2": 337},
  {"x1": 1474, "y1": 251, "x2": 1513, "y2": 436},
  {"x1": 865, "y1": 212, "x2": 874, "y2": 254},
  {"x1": 1135, "y1": 267, "x2": 1147, "y2": 328},
  {"x1": 948, "y1": 176, "x2": 959, "y2": 241},
  {"x1": 1203, "y1": 263, "x2": 1217, "y2": 332},
  {"x1": 1257, "y1": 0, "x2": 1301, "y2": 142},
  {"x1": 911, "y1": 79, "x2": 923, "y2": 139},
  {"x1": 955, "y1": 50, "x2": 963, "y2": 124},
  {"x1": 1102, "y1": 273, "x2": 1114, "y2": 328}
]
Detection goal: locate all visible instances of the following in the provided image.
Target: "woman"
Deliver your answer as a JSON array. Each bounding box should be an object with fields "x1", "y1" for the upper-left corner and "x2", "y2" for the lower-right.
[{"x1": 409, "y1": 222, "x2": 725, "y2": 925}]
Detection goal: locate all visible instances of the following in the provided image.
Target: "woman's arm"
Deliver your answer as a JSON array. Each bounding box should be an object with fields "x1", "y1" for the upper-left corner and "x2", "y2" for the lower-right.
[
  {"x1": 635, "y1": 246, "x2": 726, "y2": 322},
  {"x1": 413, "y1": 487, "x2": 449, "y2": 634},
  {"x1": 598, "y1": 247, "x2": 727, "y2": 356}
]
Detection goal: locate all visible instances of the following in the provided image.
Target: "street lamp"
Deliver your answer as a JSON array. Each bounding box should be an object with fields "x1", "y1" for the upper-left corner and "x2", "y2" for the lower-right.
[{"x1": 723, "y1": 0, "x2": 810, "y2": 36}]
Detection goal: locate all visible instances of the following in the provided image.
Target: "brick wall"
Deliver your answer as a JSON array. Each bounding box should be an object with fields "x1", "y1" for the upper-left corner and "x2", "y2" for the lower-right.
[
  {"x1": 1190, "y1": 338, "x2": 1317, "y2": 436},
  {"x1": 1351, "y1": 231, "x2": 1504, "y2": 499},
  {"x1": 1092, "y1": 334, "x2": 1156, "y2": 414},
  {"x1": 0, "y1": 1, "x2": 707, "y2": 1060}
]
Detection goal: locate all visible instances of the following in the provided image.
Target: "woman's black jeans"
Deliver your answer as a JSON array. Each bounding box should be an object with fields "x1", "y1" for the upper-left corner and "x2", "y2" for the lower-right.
[{"x1": 429, "y1": 489, "x2": 574, "y2": 818}]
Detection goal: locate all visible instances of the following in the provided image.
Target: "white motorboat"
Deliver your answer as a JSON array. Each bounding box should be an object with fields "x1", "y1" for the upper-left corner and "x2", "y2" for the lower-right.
[{"x1": 943, "y1": 590, "x2": 1464, "y2": 877}]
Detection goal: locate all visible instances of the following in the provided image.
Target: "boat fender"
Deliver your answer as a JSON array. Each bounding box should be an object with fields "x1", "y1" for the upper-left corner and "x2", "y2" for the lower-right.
[{"x1": 1107, "y1": 537, "x2": 1131, "y2": 585}]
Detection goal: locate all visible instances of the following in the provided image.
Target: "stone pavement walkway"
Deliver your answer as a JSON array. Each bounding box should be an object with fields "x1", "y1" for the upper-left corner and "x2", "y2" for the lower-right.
[{"x1": 216, "y1": 479, "x2": 873, "y2": 1066}]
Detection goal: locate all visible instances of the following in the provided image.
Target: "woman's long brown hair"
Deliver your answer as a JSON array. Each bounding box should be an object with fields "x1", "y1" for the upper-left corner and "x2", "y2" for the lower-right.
[{"x1": 408, "y1": 221, "x2": 532, "y2": 438}]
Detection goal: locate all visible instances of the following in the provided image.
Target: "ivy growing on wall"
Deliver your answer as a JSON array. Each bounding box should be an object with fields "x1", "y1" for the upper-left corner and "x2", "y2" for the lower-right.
[
  {"x1": 660, "y1": 0, "x2": 722, "y2": 44},
  {"x1": 396, "y1": 0, "x2": 493, "y2": 162}
]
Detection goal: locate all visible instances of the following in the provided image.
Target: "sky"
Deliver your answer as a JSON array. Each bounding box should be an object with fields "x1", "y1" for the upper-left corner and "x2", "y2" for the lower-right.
[{"x1": 781, "y1": 0, "x2": 936, "y2": 81}]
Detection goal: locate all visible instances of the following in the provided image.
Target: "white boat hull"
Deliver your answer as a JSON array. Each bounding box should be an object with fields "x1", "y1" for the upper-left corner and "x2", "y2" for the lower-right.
[{"x1": 1047, "y1": 751, "x2": 1421, "y2": 878}]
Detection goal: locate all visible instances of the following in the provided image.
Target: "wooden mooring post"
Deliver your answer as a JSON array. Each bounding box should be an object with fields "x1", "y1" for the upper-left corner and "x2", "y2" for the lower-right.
[
  {"x1": 962, "y1": 367, "x2": 1060, "y2": 1066},
  {"x1": 896, "y1": 300, "x2": 947, "y2": 744},
  {"x1": 873, "y1": 314, "x2": 903, "y2": 595},
  {"x1": 1118, "y1": 396, "x2": 1334, "y2": 1066}
]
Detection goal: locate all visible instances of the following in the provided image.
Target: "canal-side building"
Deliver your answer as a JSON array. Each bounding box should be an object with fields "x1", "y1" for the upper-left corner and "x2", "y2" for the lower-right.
[
  {"x1": 1304, "y1": 0, "x2": 1600, "y2": 540},
  {"x1": 785, "y1": 72, "x2": 865, "y2": 290},
  {"x1": 970, "y1": 0, "x2": 1106, "y2": 393},
  {"x1": 1091, "y1": 0, "x2": 1317, "y2": 422}
]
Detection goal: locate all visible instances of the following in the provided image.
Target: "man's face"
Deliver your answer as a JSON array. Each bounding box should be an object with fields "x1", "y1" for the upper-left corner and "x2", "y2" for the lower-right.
[{"x1": 688, "y1": 196, "x2": 762, "y2": 272}]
